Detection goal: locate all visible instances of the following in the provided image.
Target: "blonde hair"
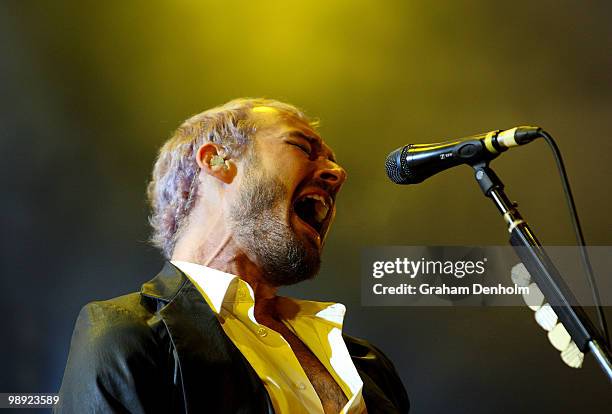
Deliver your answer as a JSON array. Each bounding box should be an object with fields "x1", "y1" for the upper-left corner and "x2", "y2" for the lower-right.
[{"x1": 147, "y1": 98, "x2": 314, "y2": 258}]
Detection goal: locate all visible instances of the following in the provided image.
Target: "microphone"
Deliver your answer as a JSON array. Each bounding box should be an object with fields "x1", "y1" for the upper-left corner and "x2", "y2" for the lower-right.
[{"x1": 385, "y1": 126, "x2": 542, "y2": 184}]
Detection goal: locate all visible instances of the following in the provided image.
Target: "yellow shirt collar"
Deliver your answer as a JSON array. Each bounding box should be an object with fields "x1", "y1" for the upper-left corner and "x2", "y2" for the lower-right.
[
  {"x1": 170, "y1": 260, "x2": 347, "y2": 327},
  {"x1": 170, "y1": 260, "x2": 366, "y2": 413}
]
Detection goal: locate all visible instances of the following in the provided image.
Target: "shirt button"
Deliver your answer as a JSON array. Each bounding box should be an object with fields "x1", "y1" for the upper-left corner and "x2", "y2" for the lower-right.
[
  {"x1": 257, "y1": 327, "x2": 268, "y2": 337},
  {"x1": 297, "y1": 382, "x2": 306, "y2": 390}
]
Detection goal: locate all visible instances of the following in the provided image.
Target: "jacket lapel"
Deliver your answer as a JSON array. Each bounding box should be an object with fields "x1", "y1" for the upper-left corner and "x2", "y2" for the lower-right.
[
  {"x1": 141, "y1": 262, "x2": 273, "y2": 414},
  {"x1": 344, "y1": 334, "x2": 409, "y2": 413},
  {"x1": 141, "y1": 263, "x2": 405, "y2": 413}
]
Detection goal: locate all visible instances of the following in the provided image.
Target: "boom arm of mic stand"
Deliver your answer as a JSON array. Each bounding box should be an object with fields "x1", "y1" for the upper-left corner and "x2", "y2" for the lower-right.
[{"x1": 472, "y1": 162, "x2": 612, "y2": 382}]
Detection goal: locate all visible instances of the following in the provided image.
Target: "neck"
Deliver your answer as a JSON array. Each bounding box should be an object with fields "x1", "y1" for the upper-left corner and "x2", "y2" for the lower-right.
[{"x1": 172, "y1": 222, "x2": 280, "y2": 320}]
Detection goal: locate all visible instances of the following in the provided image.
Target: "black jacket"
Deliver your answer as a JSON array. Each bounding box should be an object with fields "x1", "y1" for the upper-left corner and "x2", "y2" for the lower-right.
[{"x1": 55, "y1": 262, "x2": 409, "y2": 413}]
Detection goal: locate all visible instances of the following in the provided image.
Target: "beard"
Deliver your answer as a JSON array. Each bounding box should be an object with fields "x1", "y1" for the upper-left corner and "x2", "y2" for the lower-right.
[{"x1": 228, "y1": 164, "x2": 321, "y2": 287}]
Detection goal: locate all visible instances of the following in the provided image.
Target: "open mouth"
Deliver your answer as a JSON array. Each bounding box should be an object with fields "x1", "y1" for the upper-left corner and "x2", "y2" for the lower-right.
[{"x1": 292, "y1": 192, "x2": 332, "y2": 241}]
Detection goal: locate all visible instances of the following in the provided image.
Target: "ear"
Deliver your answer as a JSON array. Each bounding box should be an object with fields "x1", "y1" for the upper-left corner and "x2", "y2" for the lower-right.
[{"x1": 195, "y1": 143, "x2": 237, "y2": 184}]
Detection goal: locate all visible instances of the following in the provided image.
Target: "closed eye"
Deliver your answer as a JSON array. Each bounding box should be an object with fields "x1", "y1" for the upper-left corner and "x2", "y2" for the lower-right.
[{"x1": 288, "y1": 141, "x2": 312, "y2": 156}]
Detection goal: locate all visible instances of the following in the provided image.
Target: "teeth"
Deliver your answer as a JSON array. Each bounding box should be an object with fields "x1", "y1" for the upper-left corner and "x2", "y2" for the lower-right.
[
  {"x1": 314, "y1": 202, "x2": 329, "y2": 222},
  {"x1": 305, "y1": 194, "x2": 328, "y2": 206},
  {"x1": 303, "y1": 194, "x2": 330, "y2": 223}
]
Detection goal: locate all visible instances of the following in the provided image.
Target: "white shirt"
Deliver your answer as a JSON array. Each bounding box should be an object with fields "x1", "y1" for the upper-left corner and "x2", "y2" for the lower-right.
[{"x1": 171, "y1": 260, "x2": 366, "y2": 414}]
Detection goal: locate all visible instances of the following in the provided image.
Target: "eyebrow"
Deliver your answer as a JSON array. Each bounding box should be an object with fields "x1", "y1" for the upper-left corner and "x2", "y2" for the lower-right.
[{"x1": 285, "y1": 131, "x2": 337, "y2": 162}]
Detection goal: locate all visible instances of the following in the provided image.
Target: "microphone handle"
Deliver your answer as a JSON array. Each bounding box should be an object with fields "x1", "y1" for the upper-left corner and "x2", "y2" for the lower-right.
[{"x1": 401, "y1": 134, "x2": 496, "y2": 184}]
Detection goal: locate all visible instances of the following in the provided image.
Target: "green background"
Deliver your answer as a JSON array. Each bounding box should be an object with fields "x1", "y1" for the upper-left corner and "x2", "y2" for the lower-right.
[{"x1": 1, "y1": 1, "x2": 611, "y2": 412}]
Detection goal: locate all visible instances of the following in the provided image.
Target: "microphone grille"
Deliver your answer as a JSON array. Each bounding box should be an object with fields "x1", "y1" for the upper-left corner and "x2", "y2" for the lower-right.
[{"x1": 385, "y1": 146, "x2": 410, "y2": 184}]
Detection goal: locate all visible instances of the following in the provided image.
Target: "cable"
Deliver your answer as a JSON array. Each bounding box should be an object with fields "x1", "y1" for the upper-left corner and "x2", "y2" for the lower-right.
[{"x1": 539, "y1": 130, "x2": 610, "y2": 346}]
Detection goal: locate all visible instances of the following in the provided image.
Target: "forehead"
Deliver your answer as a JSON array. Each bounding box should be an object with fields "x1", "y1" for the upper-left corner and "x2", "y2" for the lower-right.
[{"x1": 250, "y1": 106, "x2": 335, "y2": 156}]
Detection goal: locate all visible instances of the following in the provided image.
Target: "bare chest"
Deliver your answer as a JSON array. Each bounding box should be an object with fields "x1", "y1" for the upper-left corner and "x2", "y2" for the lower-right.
[{"x1": 264, "y1": 320, "x2": 349, "y2": 413}]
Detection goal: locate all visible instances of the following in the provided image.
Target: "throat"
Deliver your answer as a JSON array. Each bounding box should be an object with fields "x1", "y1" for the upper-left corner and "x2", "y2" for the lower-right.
[{"x1": 253, "y1": 295, "x2": 281, "y2": 323}]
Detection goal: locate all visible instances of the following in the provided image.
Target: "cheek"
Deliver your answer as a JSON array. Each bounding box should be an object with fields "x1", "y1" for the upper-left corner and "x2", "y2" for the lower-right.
[{"x1": 262, "y1": 153, "x2": 308, "y2": 189}]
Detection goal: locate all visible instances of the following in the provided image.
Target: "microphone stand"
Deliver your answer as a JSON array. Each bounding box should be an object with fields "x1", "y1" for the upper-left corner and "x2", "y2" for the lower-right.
[{"x1": 472, "y1": 162, "x2": 612, "y2": 382}]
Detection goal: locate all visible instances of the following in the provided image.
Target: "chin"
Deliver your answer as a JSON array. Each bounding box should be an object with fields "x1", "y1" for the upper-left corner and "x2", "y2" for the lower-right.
[{"x1": 261, "y1": 232, "x2": 322, "y2": 287}]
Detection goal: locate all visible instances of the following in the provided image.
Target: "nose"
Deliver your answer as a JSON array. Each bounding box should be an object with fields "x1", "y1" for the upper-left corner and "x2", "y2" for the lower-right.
[{"x1": 314, "y1": 161, "x2": 347, "y2": 189}]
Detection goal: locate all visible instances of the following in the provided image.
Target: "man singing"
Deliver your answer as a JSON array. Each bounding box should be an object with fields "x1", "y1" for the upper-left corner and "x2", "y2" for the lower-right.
[{"x1": 56, "y1": 98, "x2": 409, "y2": 413}]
